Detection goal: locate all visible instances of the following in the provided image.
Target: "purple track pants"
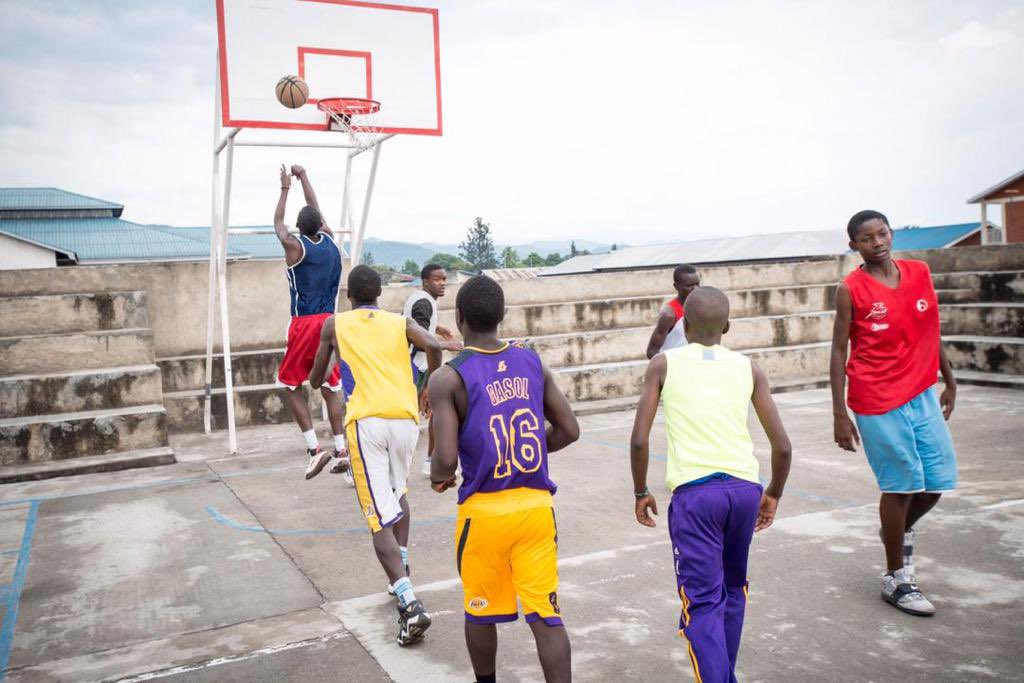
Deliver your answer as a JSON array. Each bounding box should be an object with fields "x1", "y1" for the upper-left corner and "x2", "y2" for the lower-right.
[{"x1": 668, "y1": 476, "x2": 762, "y2": 683}]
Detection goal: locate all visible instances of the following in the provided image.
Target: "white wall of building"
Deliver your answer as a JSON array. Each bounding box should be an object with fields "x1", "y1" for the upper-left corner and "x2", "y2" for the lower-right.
[{"x1": 0, "y1": 233, "x2": 57, "y2": 270}]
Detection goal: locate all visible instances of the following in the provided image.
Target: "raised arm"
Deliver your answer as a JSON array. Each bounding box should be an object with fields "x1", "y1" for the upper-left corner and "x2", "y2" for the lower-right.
[
  {"x1": 274, "y1": 165, "x2": 303, "y2": 265},
  {"x1": 645, "y1": 307, "x2": 677, "y2": 359},
  {"x1": 309, "y1": 315, "x2": 337, "y2": 389},
  {"x1": 829, "y1": 283, "x2": 859, "y2": 452},
  {"x1": 291, "y1": 165, "x2": 332, "y2": 237},
  {"x1": 630, "y1": 353, "x2": 667, "y2": 527},
  {"x1": 750, "y1": 361, "x2": 792, "y2": 531},
  {"x1": 541, "y1": 363, "x2": 579, "y2": 453},
  {"x1": 427, "y1": 366, "x2": 461, "y2": 492}
]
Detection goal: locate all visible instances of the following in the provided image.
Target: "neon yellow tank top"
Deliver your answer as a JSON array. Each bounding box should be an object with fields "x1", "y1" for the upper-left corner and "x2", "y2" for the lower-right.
[
  {"x1": 335, "y1": 308, "x2": 419, "y2": 426},
  {"x1": 661, "y1": 343, "x2": 759, "y2": 490}
]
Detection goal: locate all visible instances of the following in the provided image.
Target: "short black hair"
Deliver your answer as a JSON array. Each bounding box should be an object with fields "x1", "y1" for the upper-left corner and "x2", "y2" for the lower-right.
[
  {"x1": 348, "y1": 264, "x2": 381, "y2": 304},
  {"x1": 421, "y1": 263, "x2": 445, "y2": 281},
  {"x1": 456, "y1": 275, "x2": 505, "y2": 332},
  {"x1": 847, "y1": 210, "x2": 889, "y2": 240},
  {"x1": 673, "y1": 264, "x2": 698, "y2": 282},
  {"x1": 296, "y1": 206, "x2": 323, "y2": 236}
]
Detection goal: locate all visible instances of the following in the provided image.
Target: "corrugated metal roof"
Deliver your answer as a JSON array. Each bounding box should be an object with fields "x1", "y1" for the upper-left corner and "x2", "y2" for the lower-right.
[
  {"x1": 0, "y1": 218, "x2": 247, "y2": 262},
  {"x1": 160, "y1": 226, "x2": 286, "y2": 259},
  {"x1": 540, "y1": 253, "x2": 611, "y2": 276},
  {"x1": 481, "y1": 267, "x2": 543, "y2": 281},
  {"x1": 891, "y1": 223, "x2": 980, "y2": 251},
  {"x1": 0, "y1": 187, "x2": 123, "y2": 213}
]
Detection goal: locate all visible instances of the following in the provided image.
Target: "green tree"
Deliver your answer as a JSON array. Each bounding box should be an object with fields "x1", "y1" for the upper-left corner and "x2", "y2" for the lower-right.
[
  {"x1": 371, "y1": 263, "x2": 392, "y2": 284},
  {"x1": 611, "y1": 243, "x2": 617, "y2": 251},
  {"x1": 524, "y1": 252, "x2": 544, "y2": 267},
  {"x1": 500, "y1": 246, "x2": 521, "y2": 269},
  {"x1": 363, "y1": 251, "x2": 376, "y2": 266},
  {"x1": 570, "y1": 240, "x2": 578, "y2": 257},
  {"x1": 402, "y1": 259, "x2": 420, "y2": 276},
  {"x1": 544, "y1": 252, "x2": 563, "y2": 266},
  {"x1": 428, "y1": 252, "x2": 473, "y2": 271},
  {"x1": 459, "y1": 217, "x2": 498, "y2": 271}
]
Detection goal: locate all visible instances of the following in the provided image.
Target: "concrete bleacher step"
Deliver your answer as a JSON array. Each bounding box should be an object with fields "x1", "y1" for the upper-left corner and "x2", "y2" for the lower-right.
[
  {"x1": 932, "y1": 270, "x2": 1024, "y2": 302},
  {"x1": 0, "y1": 328, "x2": 155, "y2": 375},
  {"x1": 159, "y1": 348, "x2": 285, "y2": 394},
  {"x1": 0, "y1": 365, "x2": 163, "y2": 419},
  {"x1": 0, "y1": 447, "x2": 176, "y2": 484},
  {"x1": 944, "y1": 336, "x2": 1024, "y2": 375},
  {"x1": 0, "y1": 291, "x2": 149, "y2": 337},
  {"x1": 953, "y1": 370, "x2": 1024, "y2": 391},
  {"x1": 0, "y1": 404, "x2": 169, "y2": 465},
  {"x1": 941, "y1": 303, "x2": 1024, "y2": 337},
  {"x1": 937, "y1": 289, "x2": 979, "y2": 304},
  {"x1": 162, "y1": 383, "x2": 324, "y2": 433}
]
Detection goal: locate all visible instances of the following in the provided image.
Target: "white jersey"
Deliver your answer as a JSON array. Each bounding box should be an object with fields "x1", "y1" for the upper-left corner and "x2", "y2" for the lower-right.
[
  {"x1": 403, "y1": 290, "x2": 438, "y2": 371},
  {"x1": 661, "y1": 318, "x2": 688, "y2": 353}
]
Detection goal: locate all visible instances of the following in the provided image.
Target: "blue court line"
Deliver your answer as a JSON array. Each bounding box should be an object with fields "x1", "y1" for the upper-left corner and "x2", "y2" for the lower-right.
[
  {"x1": 205, "y1": 505, "x2": 456, "y2": 537},
  {"x1": 0, "y1": 500, "x2": 39, "y2": 680},
  {"x1": 0, "y1": 551, "x2": 19, "y2": 557}
]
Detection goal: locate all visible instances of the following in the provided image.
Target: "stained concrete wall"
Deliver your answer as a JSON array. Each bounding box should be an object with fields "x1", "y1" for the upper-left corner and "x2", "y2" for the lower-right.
[{"x1": 1, "y1": 243, "x2": 1021, "y2": 359}]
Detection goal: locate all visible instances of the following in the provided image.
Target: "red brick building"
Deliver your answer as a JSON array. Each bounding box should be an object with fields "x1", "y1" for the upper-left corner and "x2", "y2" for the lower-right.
[{"x1": 969, "y1": 169, "x2": 1024, "y2": 244}]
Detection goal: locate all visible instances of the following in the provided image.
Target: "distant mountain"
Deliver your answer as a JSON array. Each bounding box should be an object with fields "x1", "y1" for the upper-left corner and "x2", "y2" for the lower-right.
[{"x1": 362, "y1": 237, "x2": 617, "y2": 269}]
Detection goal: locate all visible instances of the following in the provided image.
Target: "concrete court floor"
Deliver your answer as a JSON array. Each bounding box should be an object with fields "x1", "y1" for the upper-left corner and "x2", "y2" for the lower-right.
[{"x1": 0, "y1": 385, "x2": 1021, "y2": 682}]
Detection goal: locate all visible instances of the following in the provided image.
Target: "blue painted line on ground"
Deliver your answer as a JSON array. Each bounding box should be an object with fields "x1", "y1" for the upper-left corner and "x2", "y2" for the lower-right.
[
  {"x1": 0, "y1": 500, "x2": 39, "y2": 680},
  {"x1": 204, "y1": 505, "x2": 456, "y2": 537},
  {"x1": 0, "y1": 551, "x2": 19, "y2": 557}
]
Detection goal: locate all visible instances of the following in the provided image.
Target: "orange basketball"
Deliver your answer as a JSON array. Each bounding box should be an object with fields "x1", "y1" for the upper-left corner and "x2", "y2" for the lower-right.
[{"x1": 275, "y1": 76, "x2": 309, "y2": 109}]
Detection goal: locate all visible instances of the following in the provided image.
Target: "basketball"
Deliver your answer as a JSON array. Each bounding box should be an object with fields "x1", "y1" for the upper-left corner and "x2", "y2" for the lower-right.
[{"x1": 275, "y1": 75, "x2": 309, "y2": 109}]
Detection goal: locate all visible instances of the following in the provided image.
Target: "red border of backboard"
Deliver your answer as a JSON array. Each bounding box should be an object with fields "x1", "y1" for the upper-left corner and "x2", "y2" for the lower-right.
[
  {"x1": 297, "y1": 47, "x2": 373, "y2": 106},
  {"x1": 216, "y1": 0, "x2": 443, "y2": 135}
]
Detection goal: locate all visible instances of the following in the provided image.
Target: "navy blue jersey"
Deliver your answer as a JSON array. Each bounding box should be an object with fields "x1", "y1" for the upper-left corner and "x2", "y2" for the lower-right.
[{"x1": 286, "y1": 233, "x2": 342, "y2": 317}]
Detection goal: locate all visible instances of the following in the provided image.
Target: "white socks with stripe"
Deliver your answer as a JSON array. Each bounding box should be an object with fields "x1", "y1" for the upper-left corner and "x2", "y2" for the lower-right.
[
  {"x1": 392, "y1": 577, "x2": 416, "y2": 608},
  {"x1": 334, "y1": 434, "x2": 345, "y2": 453},
  {"x1": 302, "y1": 429, "x2": 318, "y2": 450}
]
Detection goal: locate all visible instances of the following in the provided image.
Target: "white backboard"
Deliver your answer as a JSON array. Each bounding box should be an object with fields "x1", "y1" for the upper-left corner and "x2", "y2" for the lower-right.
[{"x1": 216, "y1": 0, "x2": 442, "y2": 135}]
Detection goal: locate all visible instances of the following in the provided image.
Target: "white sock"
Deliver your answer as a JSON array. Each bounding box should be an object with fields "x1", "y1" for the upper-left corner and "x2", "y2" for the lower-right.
[
  {"x1": 333, "y1": 434, "x2": 346, "y2": 453},
  {"x1": 400, "y1": 546, "x2": 409, "y2": 567},
  {"x1": 302, "y1": 429, "x2": 318, "y2": 450},
  {"x1": 392, "y1": 577, "x2": 415, "y2": 608}
]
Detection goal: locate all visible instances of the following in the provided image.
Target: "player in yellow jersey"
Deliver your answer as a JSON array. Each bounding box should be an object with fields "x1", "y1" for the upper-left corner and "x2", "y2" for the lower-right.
[{"x1": 310, "y1": 265, "x2": 442, "y2": 646}]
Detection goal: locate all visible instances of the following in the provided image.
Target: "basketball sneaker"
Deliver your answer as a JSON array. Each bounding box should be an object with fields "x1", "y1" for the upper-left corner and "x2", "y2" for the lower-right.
[
  {"x1": 882, "y1": 568, "x2": 935, "y2": 616},
  {"x1": 304, "y1": 447, "x2": 332, "y2": 480},
  {"x1": 329, "y1": 449, "x2": 350, "y2": 474},
  {"x1": 396, "y1": 599, "x2": 431, "y2": 646},
  {"x1": 879, "y1": 526, "x2": 915, "y2": 572}
]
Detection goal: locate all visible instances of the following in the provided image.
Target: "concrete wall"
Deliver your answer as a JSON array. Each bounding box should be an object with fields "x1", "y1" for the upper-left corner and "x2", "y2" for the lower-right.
[
  {"x1": 2, "y1": 243, "x2": 1021, "y2": 359},
  {"x1": 0, "y1": 234, "x2": 57, "y2": 270}
]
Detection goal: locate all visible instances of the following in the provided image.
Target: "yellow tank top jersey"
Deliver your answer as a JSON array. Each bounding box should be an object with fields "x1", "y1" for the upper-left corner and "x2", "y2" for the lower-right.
[
  {"x1": 335, "y1": 308, "x2": 419, "y2": 426},
  {"x1": 661, "y1": 343, "x2": 759, "y2": 490}
]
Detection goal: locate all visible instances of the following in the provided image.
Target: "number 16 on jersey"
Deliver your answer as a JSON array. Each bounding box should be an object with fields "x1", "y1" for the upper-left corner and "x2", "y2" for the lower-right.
[{"x1": 489, "y1": 408, "x2": 544, "y2": 478}]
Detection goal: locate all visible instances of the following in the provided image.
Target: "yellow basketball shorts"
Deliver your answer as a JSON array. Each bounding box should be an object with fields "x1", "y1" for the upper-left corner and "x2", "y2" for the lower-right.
[{"x1": 455, "y1": 488, "x2": 563, "y2": 626}]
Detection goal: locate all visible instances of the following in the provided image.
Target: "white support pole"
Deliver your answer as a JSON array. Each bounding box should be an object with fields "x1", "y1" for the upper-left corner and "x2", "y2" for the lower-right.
[
  {"x1": 218, "y1": 135, "x2": 238, "y2": 453},
  {"x1": 352, "y1": 140, "x2": 384, "y2": 266},
  {"x1": 980, "y1": 202, "x2": 989, "y2": 245},
  {"x1": 340, "y1": 154, "x2": 354, "y2": 250},
  {"x1": 204, "y1": 54, "x2": 223, "y2": 434},
  {"x1": 1001, "y1": 200, "x2": 1009, "y2": 245}
]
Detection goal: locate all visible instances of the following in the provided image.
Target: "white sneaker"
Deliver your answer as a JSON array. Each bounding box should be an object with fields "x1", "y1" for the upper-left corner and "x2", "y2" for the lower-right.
[
  {"x1": 422, "y1": 457, "x2": 432, "y2": 477},
  {"x1": 305, "y1": 447, "x2": 332, "y2": 480},
  {"x1": 882, "y1": 567, "x2": 935, "y2": 616}
]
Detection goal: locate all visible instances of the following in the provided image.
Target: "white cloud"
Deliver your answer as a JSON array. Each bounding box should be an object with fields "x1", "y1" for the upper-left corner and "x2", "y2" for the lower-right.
[{"x1": 939, "y1": 20, "x2": 1015, "y2": 53}]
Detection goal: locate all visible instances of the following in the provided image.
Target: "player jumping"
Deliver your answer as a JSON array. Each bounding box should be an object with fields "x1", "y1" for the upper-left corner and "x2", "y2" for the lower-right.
[
  {"x1": 646, "y1": 264, "x2": 701, "y2": 358},
  {"x1": 831, "y1": 210, "x2": 958, "y2": 616},
  {"x1": 631, "y1": 286, "x2": 792, "y2": 683},
  {"x1": 310, "y1": 265, "x2": 442, "y2": 645},
  {"x1": 429, "y1": 275, "x2": 579, "y2": 683},
  {"x1": 273, "y1": 164, "x2": 348, "y2": 479}
]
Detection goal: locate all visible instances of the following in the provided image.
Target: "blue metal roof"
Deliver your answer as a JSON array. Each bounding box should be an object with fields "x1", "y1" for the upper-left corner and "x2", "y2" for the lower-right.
[
  {"x1": 160, "y1": 226, "x2": 285, "y2": 259},
  {"x1": 891, "y1": 223, "x2": 980, "y2": 251},
  {"x1": 0, "y1": 218, "x2": 247, "y2": 263},
  {"x1": 0, "y1": 187, "x2": 123, "y2": 213}
]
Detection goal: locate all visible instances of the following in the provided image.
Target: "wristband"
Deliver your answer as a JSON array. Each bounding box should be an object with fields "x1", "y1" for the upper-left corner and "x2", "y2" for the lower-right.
[{"x1": 634, "y1": 487, "x2": 650, "y2": 498}]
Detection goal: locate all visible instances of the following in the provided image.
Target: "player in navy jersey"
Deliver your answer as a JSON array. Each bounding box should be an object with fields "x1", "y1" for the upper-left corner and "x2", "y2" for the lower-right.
[
  {"x1": 429, "y1": 275, "x2": 579, "y2": 683},
  {"x1": 273, "y1": 165, "x2": 349, "y2": 480}
]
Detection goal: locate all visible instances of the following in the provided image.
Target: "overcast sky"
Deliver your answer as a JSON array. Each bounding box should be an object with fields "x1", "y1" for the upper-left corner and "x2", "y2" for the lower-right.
[{"x1": 1, "y1": 0, "x2": 1022, "y2": 246}]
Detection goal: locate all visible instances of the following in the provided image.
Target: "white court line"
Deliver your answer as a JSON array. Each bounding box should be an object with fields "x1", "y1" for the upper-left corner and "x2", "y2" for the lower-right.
[
  {"x1": 114, "y1": 632, "x2": 350, "y2": 681},
  {"x1": 979, "y1": 498, "x2": 1024, "y2": 510}
]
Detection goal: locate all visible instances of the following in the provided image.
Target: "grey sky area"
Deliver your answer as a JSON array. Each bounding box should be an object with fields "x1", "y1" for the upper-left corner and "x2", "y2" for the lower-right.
[{"x1": 1, "y1": 0, "x2": 1021, "y2": 245}]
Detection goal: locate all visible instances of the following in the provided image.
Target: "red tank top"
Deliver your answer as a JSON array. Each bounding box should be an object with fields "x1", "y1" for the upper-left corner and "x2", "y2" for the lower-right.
[
  {"x1": 668, "y1": 299, "x2": 684, "y2": 320},
  {"x1": 844, "y1": 259, "x2": 939, "y2": 415}
]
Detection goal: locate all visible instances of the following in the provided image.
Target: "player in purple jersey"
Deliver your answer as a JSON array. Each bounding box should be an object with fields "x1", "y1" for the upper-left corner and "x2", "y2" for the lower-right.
[{"x1": 429, "y1": 275, "x2": 579, "y2": 683}]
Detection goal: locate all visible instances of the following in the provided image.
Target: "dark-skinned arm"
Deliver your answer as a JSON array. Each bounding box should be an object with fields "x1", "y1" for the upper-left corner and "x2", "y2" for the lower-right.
[
  {"x1": 427, "y1": 367, "x2": 460, "y2": 492},
  {"x1": 938, "y1": 342, "x2": 956, "y2": 420},
  {"x1": 750, "y1": 361, "x2": 792, "y2": 532},
  {"x1": 630, "y1": 353, "x2": 667, "y2": 527},
  {"x1": 829, "y1": 283, "x2": 860, "y2": 452},
  {"x1": 541, "y1": 363, "x2": 579, "y2": 452},
  {"x1": 406, "y1": 319, "x2": 442, "y2": 412},
  {"x1": 645, "y1": 307, "x2": 676, "y2": 359},
  {"x1": 290, "y1": 164, "x2": 333, "y2": 237},
  {"x1": 274, "y1": 165, "x2": 303, "y2": 266},
  {"x1": 309, "y1": 315, "x2": 337, "y2": 389}
]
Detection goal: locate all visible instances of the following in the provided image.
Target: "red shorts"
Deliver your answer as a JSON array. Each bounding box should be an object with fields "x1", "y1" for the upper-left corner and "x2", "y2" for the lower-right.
[{"x1": 276, "y1": 313, "x2": 342, "y2": 391}]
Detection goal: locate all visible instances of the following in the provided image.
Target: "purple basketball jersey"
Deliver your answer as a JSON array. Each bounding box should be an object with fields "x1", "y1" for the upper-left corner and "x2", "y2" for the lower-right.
[{"x1": 448, "y1": 344, "x2": 556, "y2": 504}]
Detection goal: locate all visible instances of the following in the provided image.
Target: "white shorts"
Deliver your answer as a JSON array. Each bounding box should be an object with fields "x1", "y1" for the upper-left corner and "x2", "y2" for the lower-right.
[{"x1": 346, "y1": 417, "x2": 419, "y2": 533}]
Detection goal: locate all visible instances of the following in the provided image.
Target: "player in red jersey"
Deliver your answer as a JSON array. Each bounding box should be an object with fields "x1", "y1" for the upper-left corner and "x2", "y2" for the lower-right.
[
  {"x1": 830, "y1": 210, "x2": 958, "y2": 616},
  {"x1": 646, "y1": 264, "x2": 700, "y2": 359}
]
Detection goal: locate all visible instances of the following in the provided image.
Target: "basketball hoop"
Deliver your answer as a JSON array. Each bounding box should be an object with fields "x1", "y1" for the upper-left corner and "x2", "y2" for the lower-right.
[{"x1": 317, "y1": 97, "x2": 384, "y2": 150}]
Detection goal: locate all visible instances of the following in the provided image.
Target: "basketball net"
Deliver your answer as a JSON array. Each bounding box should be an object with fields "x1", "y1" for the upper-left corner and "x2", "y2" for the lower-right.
[{"x1": 317, "y1": 98, "x2": 385, "y2": 151}]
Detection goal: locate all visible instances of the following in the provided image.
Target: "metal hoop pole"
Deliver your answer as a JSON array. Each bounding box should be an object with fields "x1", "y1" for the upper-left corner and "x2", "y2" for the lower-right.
[
  {"x1": 204, "y1": 53, "x2": 223, "y2": 434},
  {"x1": 352, "y1": 139, "x2": 383, "y2": 266}
]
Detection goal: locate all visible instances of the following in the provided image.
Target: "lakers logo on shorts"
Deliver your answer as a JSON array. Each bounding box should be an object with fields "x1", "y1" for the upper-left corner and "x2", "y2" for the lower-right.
[
  {"x1": 468, "y1": 597, "x2": 488, "y2": 610},
  {"x1": 364, "y1": 504, "x2": 375, "y2": 519},
  {"x1": 548, "y1": 592, "x2": 560, "y2": 615}
]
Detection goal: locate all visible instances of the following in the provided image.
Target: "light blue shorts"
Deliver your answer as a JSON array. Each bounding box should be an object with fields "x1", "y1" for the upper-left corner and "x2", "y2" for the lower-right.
[{"x1": 854, "y1": 388, "x2": 957, "y2": 494}]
